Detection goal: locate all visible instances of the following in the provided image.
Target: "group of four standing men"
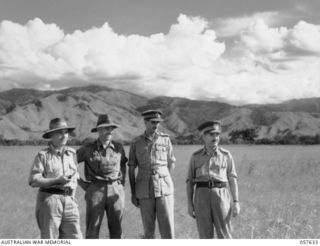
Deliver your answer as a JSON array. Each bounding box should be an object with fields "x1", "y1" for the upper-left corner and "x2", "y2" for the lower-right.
[{"x1": 28, "y1": 109, "x2": 240, "y2": 239}]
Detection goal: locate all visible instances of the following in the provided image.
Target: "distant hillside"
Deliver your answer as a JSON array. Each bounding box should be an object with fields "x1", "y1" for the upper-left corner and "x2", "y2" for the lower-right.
[
  {"x1": 248, "y1": 98, "x2": 320, "y2": 113},
  {"x1": 0, "y1": 85, "x2": 319, "y2": 144}
]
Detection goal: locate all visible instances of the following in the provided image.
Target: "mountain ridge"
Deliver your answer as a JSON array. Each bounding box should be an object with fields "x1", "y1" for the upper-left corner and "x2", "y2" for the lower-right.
[{"x1": 0, "y1": 85, "x2": 319, "y2": 143}]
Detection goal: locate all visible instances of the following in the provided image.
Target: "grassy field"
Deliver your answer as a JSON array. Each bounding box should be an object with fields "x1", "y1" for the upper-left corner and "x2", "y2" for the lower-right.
[{"x1": 0, "y1": 145, "x2": 320, "y2": 238}]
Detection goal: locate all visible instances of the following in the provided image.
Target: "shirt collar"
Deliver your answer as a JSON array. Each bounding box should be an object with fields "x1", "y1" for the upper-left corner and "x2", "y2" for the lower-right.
[
  {"x1": 48, "y1": 142, "x2": 69, "y2": 156},
  {"x1": 144, "y1": 131, "x2": 158, "y2": 142},
  {"x1": 96, "y1": 139, "x2": 115, "y2": 150},
  {"x1": 202, "y1": 146, "x2": 220, "y2": 156}
]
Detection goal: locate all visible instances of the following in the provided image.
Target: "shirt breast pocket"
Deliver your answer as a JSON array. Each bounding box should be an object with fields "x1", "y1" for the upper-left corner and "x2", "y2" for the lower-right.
[
  {"x1": 195, "y1": 162, "x2": 208, "y2": 178},
  {"x1": 100, "y1": 153, "x2": 121, "y2": 174},
  {"x1": 110, "y1": 153, "x2": 121, "y2": 170},
  {"x1": 87, "y1": 154, "x2": 100, "y2": 170},
  {"x1": 66, "y1": 157, "x2": 77, "y2": 175},
  {"x1": 155, "y1": 145, "x2": 167, "y2": 161},
  {"x1": 45, "y1": 159, "x2": 60, "y2": 176},
  {"x1": 137, "y1": 146, "x2": 149, "y2": 162},
  {"x1": 214, "y1": 157, "x2": 227, "y2": 169},
  {"x1": 221, "y1": 159, "x2": 227, "y2": 169}
]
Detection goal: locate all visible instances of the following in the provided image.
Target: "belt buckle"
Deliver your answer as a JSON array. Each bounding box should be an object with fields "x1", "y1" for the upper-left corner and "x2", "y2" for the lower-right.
[{"x1": 208, "y1": 180, "x2": 214, "y2": 189}]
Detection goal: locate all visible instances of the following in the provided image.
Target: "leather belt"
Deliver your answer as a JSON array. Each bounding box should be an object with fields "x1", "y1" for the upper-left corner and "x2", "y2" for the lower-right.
[
  {"x1": 40, "y1": 187, "x2": 73, "y2": 196},
  {"x1": 196, "y1": 180, "x2": 227, "y2": 189},
  {"x1": 92, "y1": 179, "x2": 120, "y2": 184}
]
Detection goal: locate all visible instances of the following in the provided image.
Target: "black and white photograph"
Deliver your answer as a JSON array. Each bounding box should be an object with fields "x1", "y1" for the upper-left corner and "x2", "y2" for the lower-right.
[{"x1": 0, "y1": 0, "x2": 320, "y2": 241}]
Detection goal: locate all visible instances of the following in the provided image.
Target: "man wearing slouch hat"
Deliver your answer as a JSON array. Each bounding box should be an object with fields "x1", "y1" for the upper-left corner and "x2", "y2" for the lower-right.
[
  {"x1": 77, "y1": 114, "x2": 127, "y2": 238},
  {"x1": 28, "y1": 118, "x2": 82, "y2": 239}
]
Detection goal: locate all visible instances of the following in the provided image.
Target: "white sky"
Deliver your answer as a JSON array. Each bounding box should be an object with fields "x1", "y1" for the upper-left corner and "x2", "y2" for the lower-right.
[{"x1": 0, "y1": 0, "x2": 320, "y2": 105}]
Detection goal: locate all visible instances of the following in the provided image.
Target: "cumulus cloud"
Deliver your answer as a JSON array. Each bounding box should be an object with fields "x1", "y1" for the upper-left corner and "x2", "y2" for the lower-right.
[
  {"x1": 0, "y1": 14, "x2": 320, "y2": 105},
  {"x1": 287, "y1": 21, "x2": 320, "y2": 54},
  {"x1": 212, "y1": 11, "x2": 284, "y2": 38},
  {"x1": 239, "y1": 19, "x2": 288, "y2": 54}
]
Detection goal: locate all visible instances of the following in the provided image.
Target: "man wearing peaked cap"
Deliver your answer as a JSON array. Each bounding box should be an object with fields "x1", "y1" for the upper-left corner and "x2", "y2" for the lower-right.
[
  {"x1": 128, "y1": 109, "x2": 176, "y2": 239},
  {"x1": 197, "y1": 120, "x2": 222, "y2": 135},
  {"x1": 28, "y1": 118, "x2": 82, "y2": 239},
  {"x1": 141, "y1": 109, "x2": 163, "y2": 122},
  {"x1": 186, "y1": 120, "x2": 240, "y2": 239},
  {"x1": 76, "y1": 114, "x2": 127, "y2": 238}
]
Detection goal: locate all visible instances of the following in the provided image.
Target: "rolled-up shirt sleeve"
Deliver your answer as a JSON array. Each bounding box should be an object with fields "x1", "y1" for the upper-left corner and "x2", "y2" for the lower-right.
[
  {"x1": 76, "y1": 147, "x2": 85, "y2": 163},
  {"x1": 128, "y1": 142, "x2": 137, "y2": 167},
  {"x1": 28, "y1": 153, "x2": 45, "y2": 186},
  {"x1": 227, "y1": 153, "x2": 237, "y2": 179}
]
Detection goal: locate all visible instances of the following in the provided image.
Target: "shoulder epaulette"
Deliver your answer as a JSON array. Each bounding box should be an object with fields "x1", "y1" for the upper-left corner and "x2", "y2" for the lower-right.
[
  {"x1": 158, "y1": 132, "x2": 170, "y2": 137},
  {"x1": 37, "y1": 147, "x2": 50, "y2": 161},
  {"x1": 193, "y1": 147, "x2": 205, "y2": 156},
  {"x1": 219, "y1": 147, "x2": 231, "y2": 155},
  {"x1": 111, "y1": 140, "x2": 124, "y2": 148},
  {"x1": 38, "y1": 147, "x2": 50, "y2": 155},
  {"x1": 64, "y1": 146, "x2": 76, "y2": 154},
  {"x1": 80, "y1": 140, "x2": 97, "y2": 149},
  {"x1": 131, "y1": 135, "x2": 144, "y2": 143}
]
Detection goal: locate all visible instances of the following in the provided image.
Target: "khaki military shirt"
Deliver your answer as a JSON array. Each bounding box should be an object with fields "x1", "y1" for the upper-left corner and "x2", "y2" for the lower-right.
[
  {"x1": 29, "y1": 144, "x2": 78, "y2": 190},
  {"x1": 128, "y1": 132, "x2": 176, "y2": 199},
  {"x1": 186, "y1": 146, "x2": 237, "y2": 184},
  {"x1": 77, "y1": 139, "x2": 127, "y2": 183}
]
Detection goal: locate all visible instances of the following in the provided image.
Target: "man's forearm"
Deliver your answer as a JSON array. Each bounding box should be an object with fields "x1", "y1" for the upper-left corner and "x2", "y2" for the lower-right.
[
  {"x1": 228, "y1": 177, "x2": 239, "y2": 201},
  {"x1": 121, "y1": 165, "x2": 127, "y2": 185},
  {"x1": 128, "y1": 166, "x2": 136, "y2": 195},
  {"x1": 168, "y1": 162, "x2": 175, "y2": 172},
  {"x1": 186, "y1": 181, "x2": 194, "y2": 205},
  {"x1": 29, "y1": 175, "x2": 60, "y2": 188}
]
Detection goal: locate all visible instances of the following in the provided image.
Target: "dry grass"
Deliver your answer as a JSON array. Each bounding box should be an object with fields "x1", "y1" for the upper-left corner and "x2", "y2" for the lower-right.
[{"x1": 0, "y1": 145, "x2": 319, "y2": 238}]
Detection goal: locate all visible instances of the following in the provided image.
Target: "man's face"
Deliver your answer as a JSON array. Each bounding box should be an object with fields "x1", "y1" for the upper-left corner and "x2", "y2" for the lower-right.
[
  {"x1": 97, "y1": 126, "x2": 115, "y2": 142},
  {"x1": 145, "y1": 120, "x2": 160, "y2": 133},
  {"x1": 203, "y1": 131, "x2": 220, "y2": 148},
  {"x1": 51, "y1": 129, "x2": 69, "y2": 147}
]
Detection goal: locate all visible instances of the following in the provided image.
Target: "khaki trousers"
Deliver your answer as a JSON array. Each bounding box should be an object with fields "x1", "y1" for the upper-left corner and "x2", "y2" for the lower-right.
[
  {"x1": 35, "y1": 191, "x2": 82, "y2": 239},
  {"x1": 85, "y1": 180, "x2": 125, "y2": 238},
  {"x1": 194, "y1": 187, "x2": 232, "y2": 239},
  {"x1": 139, "y1": 195, "x2": 174, "y2": 239}
]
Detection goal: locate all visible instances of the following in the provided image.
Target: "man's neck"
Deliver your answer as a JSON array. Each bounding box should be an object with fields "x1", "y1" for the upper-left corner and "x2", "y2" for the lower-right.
[
  {"x1": 50, "y1": 143, "x2": 64, "y2": 153},
  {"x1": 205, "y1": 145, "x2": 218, "y2": 155},
  {"x1": 99, "y1": 138, "x2": 110, "y2": 148},
  {"x1": 145, "y1": 130, "x2": 156, "y2": 138}
]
